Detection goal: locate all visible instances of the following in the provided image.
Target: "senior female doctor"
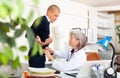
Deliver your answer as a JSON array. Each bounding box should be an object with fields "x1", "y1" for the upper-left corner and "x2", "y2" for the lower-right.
[{"x1": 44, "y1": 30, "x2": 87, "y2": 73}]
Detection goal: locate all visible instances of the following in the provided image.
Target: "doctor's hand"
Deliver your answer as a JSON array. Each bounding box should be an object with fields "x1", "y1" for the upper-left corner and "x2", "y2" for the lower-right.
[
  {"x1": 45, "y1": 47, "x2": 54, "y2": 54},
  {"x1": 44, "y1": 50, "x2": 54, "y2": 61}
]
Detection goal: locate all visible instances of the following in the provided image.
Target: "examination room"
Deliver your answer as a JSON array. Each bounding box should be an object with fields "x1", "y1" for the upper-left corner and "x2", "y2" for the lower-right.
[{"x1": 0, "y1": 0, "x2": 120, "y2": 78}]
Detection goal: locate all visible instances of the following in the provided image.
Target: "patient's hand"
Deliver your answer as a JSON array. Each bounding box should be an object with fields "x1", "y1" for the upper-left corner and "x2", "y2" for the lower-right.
[
  {"x1": 44, "y1": 50, "x2": 54, "y2": 61},
  {"x1": 45, "y1": 37, "x2": 53, "y2": 45},
  {"x1": 36, "y1": 35, "x2": 41, "y2": 42},
  {"x1": 36, "y1": 35, "x2": 46, "y2": 46}
]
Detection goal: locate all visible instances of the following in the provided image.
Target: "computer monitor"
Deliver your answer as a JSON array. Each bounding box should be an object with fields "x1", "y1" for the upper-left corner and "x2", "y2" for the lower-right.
[{"x1": 76, "y1": 60, "x2": 111, "y2": 78}]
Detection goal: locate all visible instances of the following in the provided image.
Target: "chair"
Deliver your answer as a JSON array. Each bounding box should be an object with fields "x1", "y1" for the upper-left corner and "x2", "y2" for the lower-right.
[
  {"x1": 87, "y1": 52, "x2": 100, "y2": 61},
  {"x1": 114, "y1": 55, "x2": 120, "y2": 72}
]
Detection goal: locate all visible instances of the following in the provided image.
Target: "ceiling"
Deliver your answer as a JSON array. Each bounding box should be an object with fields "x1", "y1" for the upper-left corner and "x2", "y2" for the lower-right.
[{"x1": 71, "y1": 0, "x2": 120, "y2": 7}]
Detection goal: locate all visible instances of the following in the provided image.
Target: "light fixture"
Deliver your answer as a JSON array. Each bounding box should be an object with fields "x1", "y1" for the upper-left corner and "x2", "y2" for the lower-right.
[
  {"x1": 97, "y1": 36, "x2": 117, "y2": 78},
  {"x1": 97, "y1": 36, "x2": 112, "y2": 51},
  {"x1": 97, "y1": 36, "x2": 115, "y2": 67}
]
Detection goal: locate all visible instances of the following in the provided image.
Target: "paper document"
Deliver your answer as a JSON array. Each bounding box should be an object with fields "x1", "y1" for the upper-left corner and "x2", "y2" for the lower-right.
[{"x1": 28, "y1": 67, "x2": 56, "y2": 74}]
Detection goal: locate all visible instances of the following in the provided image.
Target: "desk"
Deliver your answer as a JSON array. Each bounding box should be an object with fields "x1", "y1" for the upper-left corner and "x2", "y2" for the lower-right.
[
  {"x1": 75, "y1": 72, "x2": 120, "y2": 78},
  {"x1": 21, "y1": 64, "x2": 75, "y2": 78},
  {"x1": 55, "y1": 72, "x2": 76, "y2": 78},
  {"x1": 21, "y1": 71, "x2": 120, "y2": 78},
  {"x1": 20, "y1": 63, "x2": 120, "y2": 78},
  {"x1": 21, "y1": 72, "x2": 75, "y2": 78},
  {"x1": 45, "y1": 64, "x2": 76, "y2": 78}
]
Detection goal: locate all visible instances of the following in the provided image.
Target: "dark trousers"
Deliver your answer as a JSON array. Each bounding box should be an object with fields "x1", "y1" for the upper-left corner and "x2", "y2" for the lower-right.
[{"x1": 28, "y1": 49, "x2": 46, "y2": 68}]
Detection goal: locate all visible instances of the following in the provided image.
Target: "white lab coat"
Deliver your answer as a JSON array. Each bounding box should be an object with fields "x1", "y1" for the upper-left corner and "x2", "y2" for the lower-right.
[{"x1": 52, "y1": 48, "x2": 87, "y2": 73}]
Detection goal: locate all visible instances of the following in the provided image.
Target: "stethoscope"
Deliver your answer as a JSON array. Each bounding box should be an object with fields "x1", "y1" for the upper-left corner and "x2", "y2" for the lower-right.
[{"x1": 66, "y1": 48, "x2": 80, "y2": 61}]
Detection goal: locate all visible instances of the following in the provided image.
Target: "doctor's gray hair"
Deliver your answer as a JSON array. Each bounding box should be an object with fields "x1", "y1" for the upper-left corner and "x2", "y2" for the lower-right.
[{"x1": 70, "y1": 30, "x2": 87, "y2": 49}]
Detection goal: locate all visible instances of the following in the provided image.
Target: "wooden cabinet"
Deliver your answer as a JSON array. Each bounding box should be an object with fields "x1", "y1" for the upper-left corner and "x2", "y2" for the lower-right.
[{"x1": 114, "y1": 12, "x2": 120, "y2": 25}]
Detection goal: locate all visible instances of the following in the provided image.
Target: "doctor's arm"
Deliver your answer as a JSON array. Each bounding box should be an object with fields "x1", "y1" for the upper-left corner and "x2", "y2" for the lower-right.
[
  {"x1": 44, "y1": 50, "x2": 54, "y2": 61},
  {"x1": 45, "y1": 47, "x2": 69, "y2": 59},
  {"x1": 52, "y1": 52, "x2": 86, "y2": 72}
]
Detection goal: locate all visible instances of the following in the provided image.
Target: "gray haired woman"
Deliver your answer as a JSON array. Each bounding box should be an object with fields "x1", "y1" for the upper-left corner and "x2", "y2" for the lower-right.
[{"x1": 44, "y1": 30, "x2": 87, "y2": 73}]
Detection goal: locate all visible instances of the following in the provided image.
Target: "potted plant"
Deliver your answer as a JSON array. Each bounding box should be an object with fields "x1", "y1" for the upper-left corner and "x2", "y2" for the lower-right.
[
  {"x1": 115, "y1": 25, "x2": 120, "y2": 44},
  {"x1": 0, "y1": 0, "x2": 43, "y2": 77}
]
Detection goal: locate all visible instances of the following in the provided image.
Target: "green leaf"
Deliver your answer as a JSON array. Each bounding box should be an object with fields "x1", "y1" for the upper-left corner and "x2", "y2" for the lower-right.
[
  {"x1": 1, "y1": 54, "x2": 8, "y2": 65},
  {"x1": 118, "y1": 40, "x2": 120, "y2": 44},
  {"x1": 0, "y1": 53, "x2": 2, "y2": 63},
  {"x1": 16, "y1": 0, "x2": 24, "y2": 17},
  {"x1": 19, "y1": 46, "x2": 27, "y2": 52},
  {"x1": 0, "y1": 74, "x2": 8, "y2": 78},
  {"x1": 7, "y1": 37, "x2": 16, "y2": 47},
  {"x1": 26, "y1": 28, "x2": 35, "y2": 48},
  {"x1": 0, "y1": 22, "x2": 10, "y2": 32},
  {"x1": 0, "y1": 0, "x2": 39, "y2": 71},
  {"x1": 32, "y1": 0, "x2": 40, "y2": 4},
  {"x1": 4, "y1": 46, "x2": 13, "y2": 60},
  {"x1": 20, "y1": 18, "x2": 29, "y2": 30},
  {"x1": 9, "y1": 0, "x2": 24, "y2": 20},
  {"x1": 12, "y1": 56, "x2": 21, "y2": 69},
  {"x1": 1, "y1": 0, "x2": 12, "y2": 10},
  {"x1": 31, "y1": 42, "x2": 38, "y2": 56},
  {"x1": 0, "y1": 30, "x2": 7, "y2": 43},
  {"x1": 115, "y1": 25, "x2": 120, "y2": 44},
  {"x1": 10, "y1": 3, "x2": 20, "y2": 19},
  {"x1": 0, "y1": 4, "x2": 9, "y2": 19},
  {"x1": 12, "y1": 18, "x2": 20, "y2": 26},
  {"x1": 27, "y1": 10, "x2": 34, "y2": 23},
  {"x1": 14, "y1": 29, "x2": 23, "y2": 38},
  {"x1": 24, "y1": 55, "x2": 28, "y2": 60},
  {"x1": 34, "y1": 17, "x2": 43, "y2": 28},
  {"x1": 38, "y1": 44, "x2": 43, "y2": 56}
]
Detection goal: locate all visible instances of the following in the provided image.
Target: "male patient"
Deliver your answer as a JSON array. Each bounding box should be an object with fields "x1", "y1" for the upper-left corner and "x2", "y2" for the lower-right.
[{"x1": 28, "y1": 5, "x2": 60, "y2": 68}]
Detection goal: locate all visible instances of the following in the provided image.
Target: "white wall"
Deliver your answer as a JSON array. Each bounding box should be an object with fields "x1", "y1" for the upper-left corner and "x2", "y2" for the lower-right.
[{"x1": 15, "y1": 0, "x2": 97, "y2": 63}]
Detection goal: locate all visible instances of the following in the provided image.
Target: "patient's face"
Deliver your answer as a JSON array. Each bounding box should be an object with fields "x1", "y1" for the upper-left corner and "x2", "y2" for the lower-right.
[
  {"x1": 69, "y1": 34, "x2": 78, "y2": 48},
  {"x1": 48, "y1": 9, "x2": 60, "y2": 23}
]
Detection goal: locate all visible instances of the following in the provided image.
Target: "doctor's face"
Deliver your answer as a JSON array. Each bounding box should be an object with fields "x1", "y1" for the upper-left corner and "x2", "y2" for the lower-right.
[{"x1": 69, "y1": 34, "x2": 79, "y2": 48}]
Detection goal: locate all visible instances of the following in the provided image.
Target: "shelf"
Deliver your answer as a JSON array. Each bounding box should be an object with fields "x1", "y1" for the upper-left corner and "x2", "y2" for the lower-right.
[
  {"x1": 115, "y1": 20, "x2": 120, "y2": 22},
  {"x1": 97, "y1": 26, "x2": 113, "y2": 29},
  {"x1": 97, "y1": 13, "x2": 114, "y2": 19},
  {"x1": 87, "y1": 40, "x2": 97, "y2": 45},
  {"x1": 97, "y1": 34, "x2": 105, "y2": 39},
  {"x1": 97, "y1": 12, "x2": 114, "y2": 30},
  {"x1": 97, "y1": 12, "x2": 115, "y2": 44},
  {"x1": 97, "y1": 37, "x2": 104, "y2": 40}
]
